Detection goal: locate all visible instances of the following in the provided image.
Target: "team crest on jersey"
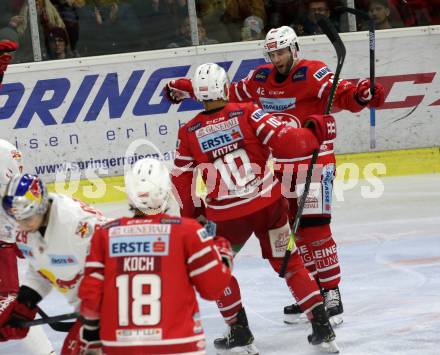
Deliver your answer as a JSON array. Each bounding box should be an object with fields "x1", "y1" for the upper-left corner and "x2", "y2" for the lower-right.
[
  {"x1": 75, "y1": 221, "x2": 92, "y2": 239},
  {"x1": 292, "y1": 66, "x2": 307, "y2": 81},
  {"x1": 254, "y1": 68, "x2": 270, "y2": 82},
  {"x1": 313, "y1": 66, "x2": 331, "y2": 81}
]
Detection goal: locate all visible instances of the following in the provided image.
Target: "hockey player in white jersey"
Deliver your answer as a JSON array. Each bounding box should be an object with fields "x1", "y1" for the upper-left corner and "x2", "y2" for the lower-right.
[
  {"x1": 0, "y1": 141, "x2": 55, "y2": 354},
  {"x1": 0, "y1": 173, "x2": 107, "y2": 354}
]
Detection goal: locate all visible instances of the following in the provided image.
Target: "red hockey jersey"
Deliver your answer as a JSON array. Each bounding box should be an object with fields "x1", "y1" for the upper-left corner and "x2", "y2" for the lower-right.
[
  {"x1": 173, "y1": 101, "x2": 320, "y2": 221},
  {"x1": 78, "y1": 214, "x2": 231, "y2": 354},
  {"x1": 229, "y1": 59, "x2": 364, "y2": 163}
]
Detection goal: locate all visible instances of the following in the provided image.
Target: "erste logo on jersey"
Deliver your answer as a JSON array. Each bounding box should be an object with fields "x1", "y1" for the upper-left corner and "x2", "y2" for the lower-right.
[
  {"x1": 197, "y1": 118, "x2": 243, "y2": 153},
  {"x1": 259, "y1": 97, "x2": 296, "y2": 112},
  {"x1": 313, "y1": 66, "x2": 332, "y2": 81},
  {"x1": 109, "y1": 224, "x2": 171, "y2": 257}
]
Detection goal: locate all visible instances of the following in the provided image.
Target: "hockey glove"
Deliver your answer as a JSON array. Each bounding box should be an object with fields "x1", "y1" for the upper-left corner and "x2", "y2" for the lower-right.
[
  {"x1": 355, "y1": 79, "x2": 385, "y2": 108},
  {"x1": 75, "y1": 320, "x2": 102, "y2": 355},
  {"x1": 0, "y1": 299, "x2": 38, "y2": 341},
  {"x1": 164, "y1": 78, "x2": 194, "y2": 104},
  {"x1": 304, "y1": 114, "x2": 336, "y2": 145},
  {"x1": 213, "y1": 236, "x2": 234, "y2": 270}
]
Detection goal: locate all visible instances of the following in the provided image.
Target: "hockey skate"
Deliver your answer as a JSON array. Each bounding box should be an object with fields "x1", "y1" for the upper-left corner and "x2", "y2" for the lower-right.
[
  {"x1": 323, "y1": 287, "x2": 344, "y2": 327},
  {"x1": 214, "y1": 308, "x2": 259, "y2": 355},
  {"x1": 283, "y1": 303, "x2": 308, "y2": 324},
  {"x1": 308, "y1": 304, "x2": 339, "y2": 353}
]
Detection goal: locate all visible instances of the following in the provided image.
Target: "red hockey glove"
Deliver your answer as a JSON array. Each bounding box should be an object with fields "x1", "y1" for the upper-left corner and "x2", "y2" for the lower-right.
[
  {"x1": 164, "y1": 78, "x2": 194, "y2": 104},
  {"x1": 304, "y1": 114, "x2": 336, "y2": 145},
  {"x1": 0, "y1": 298, "x2": 37, "y2": 341},
  {"x1": 74, "y1": 322, "x2": 102, "y2": 355},
  {"x1": 355, "y1": 79, "x2": 385, "y2": 108},
  {"x1": 213, "y1": 236, "x2": 234, "y2": 270},
  {"x1": 0, "y1": 40, "x2": 18, "y2": 74}
]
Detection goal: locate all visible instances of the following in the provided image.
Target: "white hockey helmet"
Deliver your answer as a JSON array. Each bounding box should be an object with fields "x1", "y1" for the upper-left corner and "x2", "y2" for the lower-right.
[
  {"x1": 263, "y1": 26, "x2": 299, "y2": 61},
  {"x1": 193, "y1": 63, "x2": 230, "y2": 102},
  {"x1": 2, "y1": 174, "x2": 49, "y2": 221},
  {"x1": 0, "y1": 139, "x2": 23, "y2": 197},
  {"x1": 125, "y1": 158, "x2": 172, "y2": 214}
]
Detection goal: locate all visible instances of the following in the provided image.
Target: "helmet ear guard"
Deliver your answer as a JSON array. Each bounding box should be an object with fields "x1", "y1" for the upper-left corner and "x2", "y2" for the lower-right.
[{"x1": 192, "y1": 63, "x2": 230, "y2": 102}]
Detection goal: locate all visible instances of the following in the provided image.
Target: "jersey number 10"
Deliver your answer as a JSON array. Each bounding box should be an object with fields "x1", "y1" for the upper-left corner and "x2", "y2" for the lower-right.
[{"x1": 116, "y1": 274, "x2": 161, "y2": 326}]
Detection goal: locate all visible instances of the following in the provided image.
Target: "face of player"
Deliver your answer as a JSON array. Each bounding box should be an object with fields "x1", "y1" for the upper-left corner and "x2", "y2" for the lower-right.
[
  {"x1": 268, "y1": 47, "x2": 294, "y2": 75},
  {"x1": 17, "y1": 213, "x2": 45, "y2": 233}
]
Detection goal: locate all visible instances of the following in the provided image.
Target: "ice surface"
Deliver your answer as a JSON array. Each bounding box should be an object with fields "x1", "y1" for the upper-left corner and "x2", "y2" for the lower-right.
[{"x1": 3, "y1": 174, "x2": 440, "y2": 354}]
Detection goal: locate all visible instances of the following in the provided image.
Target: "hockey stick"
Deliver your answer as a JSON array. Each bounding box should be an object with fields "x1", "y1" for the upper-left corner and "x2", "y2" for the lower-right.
[
  {"x1": 336, "y1": 6, "x2": 376, "y2": 149},
  {"x1": 279, "y1": 17, "x2": 346, "y2": 278},
  {"x1": 9, "y1": 308, "x2": 78, "y2": 332}
]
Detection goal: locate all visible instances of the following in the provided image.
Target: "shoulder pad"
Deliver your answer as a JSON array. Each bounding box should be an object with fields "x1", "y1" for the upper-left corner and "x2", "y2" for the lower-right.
[{"x1": 101, "y1": 219, "x2": 121, "y2": 230}]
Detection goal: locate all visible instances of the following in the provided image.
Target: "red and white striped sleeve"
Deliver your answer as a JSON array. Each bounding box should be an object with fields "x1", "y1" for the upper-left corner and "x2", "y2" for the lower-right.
[
  {"x1": 184, "y1": 221, "x2": 231, "y2": 301},
  {"x1": 78, "y1": 224, "x2": 106, "y2": 319},
  {"x1": 229, "y1": 71, "x2": 257, "y2": 103}
]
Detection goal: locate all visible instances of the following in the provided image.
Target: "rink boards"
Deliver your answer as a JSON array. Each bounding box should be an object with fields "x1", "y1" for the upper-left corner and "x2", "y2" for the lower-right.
[{"x1": 0, "y1": 25, "x2": 439, "y2": 203}]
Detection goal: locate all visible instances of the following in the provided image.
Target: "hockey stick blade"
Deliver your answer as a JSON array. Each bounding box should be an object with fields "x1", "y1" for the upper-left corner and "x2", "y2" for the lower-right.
[{"x1": 279, "y1": 17, "x2": 346, "y2": 278}]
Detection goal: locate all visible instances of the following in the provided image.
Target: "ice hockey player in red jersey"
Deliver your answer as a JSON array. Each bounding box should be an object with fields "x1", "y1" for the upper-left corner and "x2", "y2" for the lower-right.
[
  {"x1": 172, "y1": 62, "x2": 339, "y2": 354},
  {"x1": 165, "y1": 25, "x2": 386, "y2": 327},
  {"x1": 77, "y1": 158, "x2": 233, "y2": 355}
]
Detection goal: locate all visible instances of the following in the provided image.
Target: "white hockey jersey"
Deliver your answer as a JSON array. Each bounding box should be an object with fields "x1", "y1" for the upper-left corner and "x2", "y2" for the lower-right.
[
  {"x1": 0, "y1": 208, "x2": 18, "y2": 244},
  {"x1": 15, "y1": 193, "x2": 107, "y2": 308}
]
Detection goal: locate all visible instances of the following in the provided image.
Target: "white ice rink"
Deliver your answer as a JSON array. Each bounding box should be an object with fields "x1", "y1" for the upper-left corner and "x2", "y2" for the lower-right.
[{"x1": 3, "y1": 173, "x2": 440, "y2": 355}]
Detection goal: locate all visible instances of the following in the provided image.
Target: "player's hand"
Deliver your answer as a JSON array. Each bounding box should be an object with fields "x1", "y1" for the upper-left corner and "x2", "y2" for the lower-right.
[
  {"x1": 75, "y1": 324, "x2": 102, "y2": 355},
  {"x1": 304, "y1": 114, "x2": 336, "y2": 145},
  {"x1": 0, "y1": 296, "x2": 37, "y2": 341},
  {"x1": 164, "y1": 78, "x2": 194, "y2": 104},
  {"x1": 213, "y1": 236, "x2": 233, "y2": 270},
  {"x1": 355, "y1": 79, "x2": 385, "y2": 108}
]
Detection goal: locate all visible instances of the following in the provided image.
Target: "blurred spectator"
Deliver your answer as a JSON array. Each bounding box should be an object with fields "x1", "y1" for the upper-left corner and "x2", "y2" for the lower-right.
[
  {"x1": 266, "y1": 0, "x2": 302, "y2": 29},
  {"x1": 167, "y1": 17, "x2": 218, "y2": 47},
  {"x1": 197, "y1": 0, "x2": 232, "y2": 43},
  {"x1": 241, "y1": 15, "x2": 265, "y2": 41},
  {"x1": 77, "y1": 0, "x2": 141, "y2": 56},
  {"x1": 45, "y1": 26, "x2": 72, "y2": 59},
  {"x1": 51, "y1": 0, "x2": 84, "y2": 55},
  {"x1": 368, "y1": 0, "x2": 392, "y2": 29},
  {"x1": 300, "y1": 0, "x2": 340, "y2": 35},
  {"x1": 2, "y1": 0, "x2": 67, "y2": 62},
  {"x1": 222, "y1": 0, "x2": 267, "y2": 41},
  {"x1": 131, "y1": 0, "x2": 184, "y2": 50}
]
